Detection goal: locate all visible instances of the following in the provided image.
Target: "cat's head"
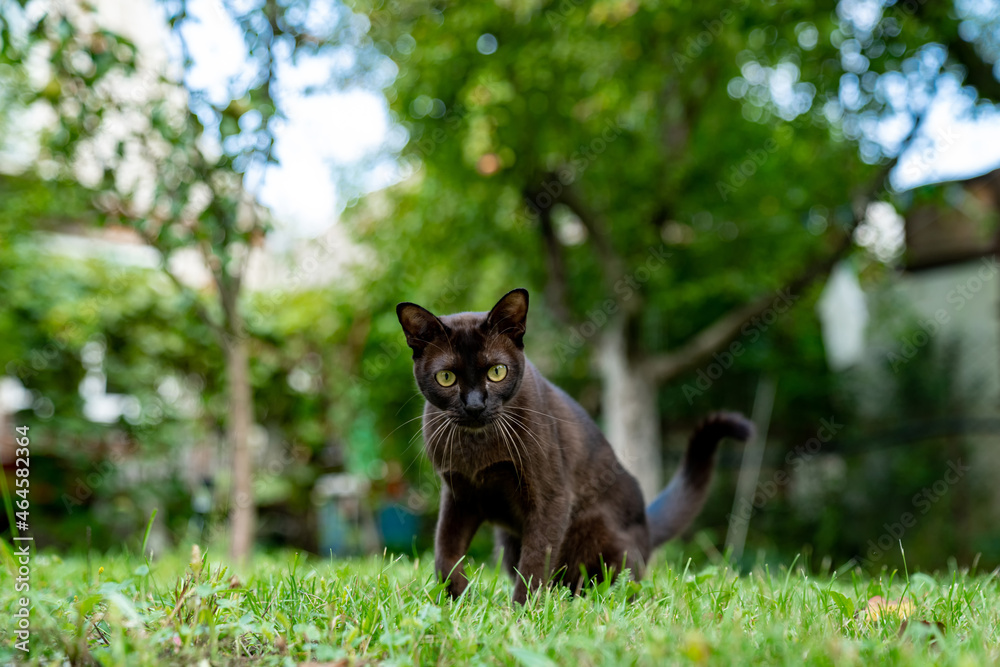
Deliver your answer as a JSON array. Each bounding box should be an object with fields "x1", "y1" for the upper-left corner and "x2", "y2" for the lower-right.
[{"x1": 396, "y1": 288, "x2": 528, "y2": 428}]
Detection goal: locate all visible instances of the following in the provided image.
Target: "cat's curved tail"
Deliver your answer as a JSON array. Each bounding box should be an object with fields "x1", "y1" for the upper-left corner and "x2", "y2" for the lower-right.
[{"x1": 646, "y1": 412, "x2": 753, "y2": 548}]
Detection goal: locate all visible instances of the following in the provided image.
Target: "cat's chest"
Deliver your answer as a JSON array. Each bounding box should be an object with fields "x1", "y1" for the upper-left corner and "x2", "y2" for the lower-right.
[{"x1": 444, "y1": 464, "x2": 529, "y2": 532}]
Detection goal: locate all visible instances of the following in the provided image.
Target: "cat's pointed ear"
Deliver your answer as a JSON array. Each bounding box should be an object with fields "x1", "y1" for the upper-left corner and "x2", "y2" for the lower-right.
[
  {"x1": 485, "y1": 288, "x2": 529, "y2": 348},
  {"x1": 396, "y1": 302, "x2": 447, "y2": 358}
]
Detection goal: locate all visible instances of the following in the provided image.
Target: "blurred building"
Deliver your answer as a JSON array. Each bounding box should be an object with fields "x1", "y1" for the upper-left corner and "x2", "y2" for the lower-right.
[
  {"x1": 896, "y1": 169, "x2": 1000, "y2": 410},
  {"x1": 856, "y1": 168, "x2": 1000, "y2": 545}
]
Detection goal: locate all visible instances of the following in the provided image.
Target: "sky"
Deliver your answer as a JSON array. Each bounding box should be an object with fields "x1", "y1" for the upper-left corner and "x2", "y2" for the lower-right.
[
  {"x1": 85, "y1": 0, "x2": 396, "y2": 246},
  {"x1": 173, "y1": 0, "x2": 398, "y2": 240}
]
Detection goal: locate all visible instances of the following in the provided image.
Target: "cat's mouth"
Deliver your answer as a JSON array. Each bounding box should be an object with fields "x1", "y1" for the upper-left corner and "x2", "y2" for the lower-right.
[
  {"x1": 455, "y1": 415, "x2": 493, "y2": 429},
  {"x1": 458, "y1": 424, "x2": 488, "y2": 433}
]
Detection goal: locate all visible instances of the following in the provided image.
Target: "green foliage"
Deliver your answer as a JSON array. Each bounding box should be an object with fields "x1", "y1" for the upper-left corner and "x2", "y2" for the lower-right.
[
  {"x1": 0, "y1": 0, "x2": 400, "y2": 558},
  {"x1": 339, "y1": 0, "x2": 880, "y2": 464},
  {"x1": 351, "y1": 0, "x2": 886, "y2": 306},
  {"x1": 3, "y1": 0, "x2": 1000, "y2": 570},
  {"x1": 344, "y1": 0, "x2": 998, "y2": 361},
  {"x1": 338, "y1": 0, "x2": 1000, "y2": 571}
]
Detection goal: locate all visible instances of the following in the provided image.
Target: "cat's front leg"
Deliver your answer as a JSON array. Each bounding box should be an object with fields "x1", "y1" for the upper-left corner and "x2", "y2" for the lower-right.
[
  {"x1": 434, "y1": 486, "x2": 482, "y2": 598},
  {"x1": 511, "y1": 502, "x2": 571, "y2": 604}
]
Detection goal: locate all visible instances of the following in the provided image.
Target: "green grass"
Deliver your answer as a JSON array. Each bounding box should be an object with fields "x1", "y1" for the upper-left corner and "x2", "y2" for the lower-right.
[{"x1": 1, "y1": 541, "x2": 998, "y2": 666}]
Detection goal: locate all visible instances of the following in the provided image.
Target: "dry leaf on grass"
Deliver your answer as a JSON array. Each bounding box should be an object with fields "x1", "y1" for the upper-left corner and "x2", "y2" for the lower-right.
[
  {"x1": 859, "y1": 595, "x2": 947, "y2": 642},
  {"x1": 861, "y1": 595, "x2": 916, "y2": 621}
]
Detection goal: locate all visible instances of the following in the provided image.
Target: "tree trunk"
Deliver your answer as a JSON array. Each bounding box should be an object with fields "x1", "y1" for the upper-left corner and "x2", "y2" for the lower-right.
[
  {"x1": 597, "y1": 315, "x2": 662, "y2": 502},
  {"x1": 226, "y1": 333, "x2": 255, "y2": 563}
]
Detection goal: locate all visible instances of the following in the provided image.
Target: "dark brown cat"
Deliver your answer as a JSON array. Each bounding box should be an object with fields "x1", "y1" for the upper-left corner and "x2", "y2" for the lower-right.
[{"x1": 397, "y1": 288, "x2": 751, "y2": 603}]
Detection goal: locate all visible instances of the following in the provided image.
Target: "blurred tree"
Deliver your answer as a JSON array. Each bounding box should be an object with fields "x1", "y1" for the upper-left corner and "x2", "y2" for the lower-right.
[
  {"x1": 351, "y1": 0, "x2": 1000, "y2": 498},
  {"x1": 0, "y1": 0, "x2": 387, "y2": 559}
]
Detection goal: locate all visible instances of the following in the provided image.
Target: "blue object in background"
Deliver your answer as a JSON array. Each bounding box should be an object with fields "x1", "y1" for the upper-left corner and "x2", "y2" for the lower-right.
[{"x1": 377, "y1": 504, "x2": 420, "y2": 552}]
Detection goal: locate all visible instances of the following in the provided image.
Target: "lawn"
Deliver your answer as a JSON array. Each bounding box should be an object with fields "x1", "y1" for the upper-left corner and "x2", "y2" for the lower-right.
[{"x1": 2, "y1": 539, "x2": 998, "y2": 666}]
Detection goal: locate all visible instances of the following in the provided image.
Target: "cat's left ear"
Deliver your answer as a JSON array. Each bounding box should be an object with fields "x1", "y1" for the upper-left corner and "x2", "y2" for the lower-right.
[{"x1": 485, "y1": 288, "x2": 529, "y2": 348}]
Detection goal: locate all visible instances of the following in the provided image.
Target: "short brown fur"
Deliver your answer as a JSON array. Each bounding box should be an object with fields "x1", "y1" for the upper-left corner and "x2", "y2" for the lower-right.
[{"x1": 397, "y1": 288, "x2": 751, "y2": 603}]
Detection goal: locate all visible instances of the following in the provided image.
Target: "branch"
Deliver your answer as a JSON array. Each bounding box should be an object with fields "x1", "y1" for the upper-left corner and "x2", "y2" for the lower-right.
[
  {"x1": 550, "y1": 183, "x2": 631, "y2": 307},
  {"x1": 198, "y1": 177, "x2": 251, "y2": 339},
  {"x1": 645, "y1": 137, "x2": 917, "y2": 385},
  {"x1": 644, "y1": 229, "x2": 856, "y2": 383},
  {"x1": 532, "y1": 195, "x2": 572, "y2": 326},
  {"x1": 198, "y1": 236, "x2": 239, "y2": 339},
  {"x1": 525, "y1": 177, "x2": 629, "y2": 324},
  {"x1": 130, "y1": 219, "x2": 226, "y2": 343}
]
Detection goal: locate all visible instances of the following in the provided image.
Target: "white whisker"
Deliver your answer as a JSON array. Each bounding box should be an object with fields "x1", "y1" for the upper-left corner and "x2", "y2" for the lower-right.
[
  {"x1": 504, "y1": 414, "x2": 530, "y2": 470},
  {"x1": 408, "y1": 412, "x2": 449, "y2": 444},
  {"x1": 491, "y1": 420, "x2": 510, "y2": 473},
  {"x1": 447, "y1": 419, "x2": 458, "y2": 474},
  {"x1": 506, "y1": 405, "x2": 578, "y2": 425},
  {"x1": 425, "y1": 414, "x2": 453, "y2": 455},
  {"x1": 496, "y1": 415, "x2": 524, "y2": 487},
  {"x1": 394, "y1": 390, "x2": 426, "y2": 416},
  {"x1": 379, "y1": 412, "x2": 434, "y2": 449},
  {"x1": 503, "y1": 412, "x2": 549, "y2": 452}
]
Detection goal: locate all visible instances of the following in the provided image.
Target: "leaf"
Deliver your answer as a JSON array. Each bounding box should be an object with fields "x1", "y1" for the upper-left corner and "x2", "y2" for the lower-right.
[
  {"x1": 899, "y1": 618, "x2": 947, "y2": 642},
  {"x1": 508, "y1": 647, "x2": 556, "y2": 667},
  {"x1": 829, "y1": 590, "x2": 854, "y2": 618},
  {"x1": 680, "y1": 630, "x2": 711, "y2": 663},
  {"x1": 141, "y1": 509, "x2": 158, "y2": 556},
  {"x1": 695, "y1": 566, "x2": 718, "y2": 585},
  {"x1": 908, "y1": 573, "x2": 938, "y2": 597},
  {"x1": 75, "y1": 594, "x2": 103, "y2": 618},
  {"x1": 106, "y1": 591, "x2": 144, "y2": 626}
]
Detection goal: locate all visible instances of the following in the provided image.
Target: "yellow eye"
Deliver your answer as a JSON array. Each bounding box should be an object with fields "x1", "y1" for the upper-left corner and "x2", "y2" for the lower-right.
[
  {"x1": 487, "y1": 364, "x2": 508, "y2": 382},
  {"x1": 435, "y1": 370, "x2": 456, "y2": 387}
]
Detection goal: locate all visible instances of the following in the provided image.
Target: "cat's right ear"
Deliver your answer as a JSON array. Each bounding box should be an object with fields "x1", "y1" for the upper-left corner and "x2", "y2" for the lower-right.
[
  {"x1": 396, "y1": 302, "x2": 447, "y2": 358},
  {"x1": 485, "y1": 288, "x2": 529, "y2": 348}
]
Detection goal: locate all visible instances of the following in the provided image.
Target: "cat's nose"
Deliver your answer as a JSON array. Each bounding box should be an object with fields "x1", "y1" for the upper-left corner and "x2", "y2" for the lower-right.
[{"x1": 464, "y1": 391, "x2": 486, "y2": 417}]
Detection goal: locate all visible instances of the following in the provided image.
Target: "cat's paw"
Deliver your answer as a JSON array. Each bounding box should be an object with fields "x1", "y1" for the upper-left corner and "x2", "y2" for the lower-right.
[{"x1": 446, "y1": 573, "x2": 469, "y2": 598}]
